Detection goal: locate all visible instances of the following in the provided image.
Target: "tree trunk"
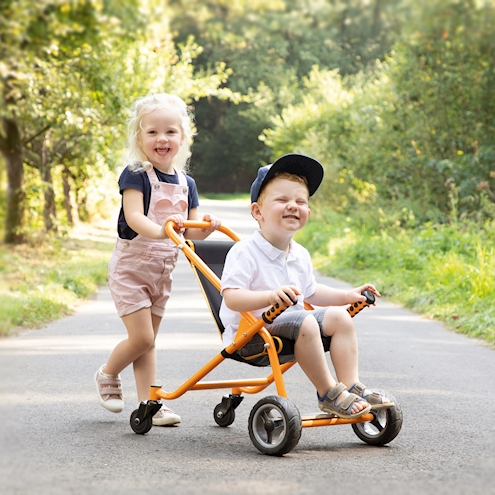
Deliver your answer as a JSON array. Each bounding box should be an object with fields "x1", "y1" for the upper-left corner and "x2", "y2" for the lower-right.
[
  {"x1": 0, "y1": 117, "x2": 25, "y2": 243},
  {"x1": 62, "y1": 166, "x2": 74, "y2": 225},
  {"x1": 41, "y1": 132, "x2": 56, "y2": 232}
]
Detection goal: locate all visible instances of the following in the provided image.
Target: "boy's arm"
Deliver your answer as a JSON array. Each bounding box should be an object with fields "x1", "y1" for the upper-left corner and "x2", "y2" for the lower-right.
[
  {"x1": 223, "y1": 286, "x2": 301, "y2": 313},
  {"x1": 305, "y1": 283, "x2": 381, "y2": 307}
]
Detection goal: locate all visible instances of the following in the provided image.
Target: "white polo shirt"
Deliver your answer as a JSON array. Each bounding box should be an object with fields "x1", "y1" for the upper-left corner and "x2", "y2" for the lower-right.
[{"x1": 219, "y1": 230, "x2": 317, "y2": 347}]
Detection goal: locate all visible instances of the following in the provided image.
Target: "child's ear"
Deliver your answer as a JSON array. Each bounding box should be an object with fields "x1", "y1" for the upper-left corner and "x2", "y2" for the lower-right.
[
  {"x1": 251, "y1": 202, "x2": 262, "y2": 220},
  {"x1": 308, "y1": 208, "x2": 311, "y2": 217}
]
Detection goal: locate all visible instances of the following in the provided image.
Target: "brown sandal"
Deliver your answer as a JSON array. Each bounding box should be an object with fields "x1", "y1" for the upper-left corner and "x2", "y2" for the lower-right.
[
  {"x1": 348, "y1": 382, "x2": 395, "y2": 410},
  {"x1": 318, "y1": 382, "x2": 371, "y2": 419}
]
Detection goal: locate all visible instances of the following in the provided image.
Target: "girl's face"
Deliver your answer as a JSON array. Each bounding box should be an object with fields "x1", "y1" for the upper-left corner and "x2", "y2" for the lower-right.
[{"x1": 138, "y1": 107, "x2": 183, "y2": 173}]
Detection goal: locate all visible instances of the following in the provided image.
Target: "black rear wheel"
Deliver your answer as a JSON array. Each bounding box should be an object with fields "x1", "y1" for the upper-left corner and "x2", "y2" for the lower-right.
[{"x1": 248, "y1": 395, "x2": 302, "y2": 456}]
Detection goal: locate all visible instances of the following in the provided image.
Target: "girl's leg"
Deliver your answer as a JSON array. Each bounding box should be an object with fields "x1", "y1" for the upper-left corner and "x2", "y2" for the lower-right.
[
  {"x1": 103, "y1": 307, "x2": 156, "y2": 398},
  {"x1": 294, "y1": 314, "x2": 366, "y2": 414},
  {"x1": 132, "y1": 313, "x2": 162, "y2": 402}
]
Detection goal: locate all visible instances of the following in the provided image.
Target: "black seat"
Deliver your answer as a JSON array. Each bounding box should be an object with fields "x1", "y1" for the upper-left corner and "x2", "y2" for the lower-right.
[
  {"x1": 186, "y1": 240, "x2": 234, "y2": 334},
  {"x1": 185, "y1": 240, "x2": 295, "y2": 367}
]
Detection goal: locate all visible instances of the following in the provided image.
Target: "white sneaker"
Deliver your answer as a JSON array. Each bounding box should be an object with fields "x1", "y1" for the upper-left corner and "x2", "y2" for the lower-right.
[
  {"x1": 94, "y1": 364, "x2": 124, "y2": 413},
  {"x1": 152, "y1": 403, "x2": 181, "y2": 426}
]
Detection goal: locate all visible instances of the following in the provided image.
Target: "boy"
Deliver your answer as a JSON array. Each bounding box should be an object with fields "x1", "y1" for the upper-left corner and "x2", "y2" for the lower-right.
[{"x1": 220, "y1": 153, "x2": 390, "y2": 418}]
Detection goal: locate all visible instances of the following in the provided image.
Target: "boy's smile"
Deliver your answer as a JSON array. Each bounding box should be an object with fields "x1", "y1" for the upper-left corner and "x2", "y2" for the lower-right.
[{"x1": 252, "y1": 177, "x2": 310, "y2": 251}]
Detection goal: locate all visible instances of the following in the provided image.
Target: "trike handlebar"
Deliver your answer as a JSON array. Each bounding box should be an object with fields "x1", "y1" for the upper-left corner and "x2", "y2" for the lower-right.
[{"x1": 346, "y1": 290, "x2": 375, "y2": 317}]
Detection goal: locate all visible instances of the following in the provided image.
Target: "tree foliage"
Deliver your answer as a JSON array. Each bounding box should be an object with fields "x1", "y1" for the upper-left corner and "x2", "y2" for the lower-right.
[
  {"x1": 1, "y1": 0, "x2": 494, "y2": 241},
  {"x1": 263, "y1": 0, "x2": 495, "y2": 225},
  {"x1": 166, "y1": 0, "x2": 407, "y2": 191},
  {"x1": 0, "y1": 0, "x2": 236, "y2": 243}
]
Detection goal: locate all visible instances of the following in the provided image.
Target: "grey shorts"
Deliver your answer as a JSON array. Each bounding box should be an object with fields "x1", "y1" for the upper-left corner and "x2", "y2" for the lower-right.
[
  {"x1": 236, "y1": 308, "x2": 331, "y2": 365},
  {"x1": 268, "y1": 307, "x2": 329, "y2": 342}
]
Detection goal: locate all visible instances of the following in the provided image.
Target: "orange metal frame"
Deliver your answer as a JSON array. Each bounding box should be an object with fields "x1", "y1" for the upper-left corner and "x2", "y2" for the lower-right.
[{"x1": 149, "y1": 220, "x2": 374, "y2": 427}]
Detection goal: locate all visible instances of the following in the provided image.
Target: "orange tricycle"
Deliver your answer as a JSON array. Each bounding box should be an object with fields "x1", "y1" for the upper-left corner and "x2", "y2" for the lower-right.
[{"x1": 129, "y1": 221, "x2": 403, "y2": 456}]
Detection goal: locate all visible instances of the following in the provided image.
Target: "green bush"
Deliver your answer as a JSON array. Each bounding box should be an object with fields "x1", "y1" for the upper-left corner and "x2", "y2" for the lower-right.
[{"x1": 296, "y1": 210, "x2": 495, "y2": 346}]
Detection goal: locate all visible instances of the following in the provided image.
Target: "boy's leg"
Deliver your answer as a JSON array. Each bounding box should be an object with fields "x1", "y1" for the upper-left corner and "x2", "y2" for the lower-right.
[
  {"x1": 320, "y1": 307, "x2": 390, "y2": 407},
  {"x1": 320, "y1": 307, "x2": 359, "y2": 388},
  {"x1": 294, "y1": 314, "x2": 367, "y2": 415},
  {"x1": 293, "y1": 315, "x2": 336, "y2": 397}
]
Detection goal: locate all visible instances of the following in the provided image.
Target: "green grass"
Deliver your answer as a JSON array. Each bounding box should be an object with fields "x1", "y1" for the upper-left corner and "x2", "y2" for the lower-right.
[
  {"x1": 0, "y1": 230, "x2": 113, "y2": 336},
  {"x1": 296, "y1": 210, "x2": 495, "y2": 347}
]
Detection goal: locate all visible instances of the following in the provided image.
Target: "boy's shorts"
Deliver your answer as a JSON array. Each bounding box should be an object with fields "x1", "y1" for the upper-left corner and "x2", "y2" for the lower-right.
[
  {"x1": 237, "y1": 308, "x2": 331, "y2": 364},
  {"x1": 268, "y1": 307, "x2": 331, "y2": 350},
  {"x1": 108, "y1": 245, "x2": 178, "y2": 318}
]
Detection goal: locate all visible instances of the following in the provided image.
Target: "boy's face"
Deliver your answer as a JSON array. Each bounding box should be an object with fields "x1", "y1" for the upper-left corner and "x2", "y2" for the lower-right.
[{"x1": 252, "y1": 177, "x2": 310, "y2": 237}]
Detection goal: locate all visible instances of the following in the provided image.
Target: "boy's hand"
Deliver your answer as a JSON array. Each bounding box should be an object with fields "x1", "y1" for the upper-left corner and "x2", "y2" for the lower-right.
[
  {"x1": 269, "y1": 285, "x2": 301, "y2": 308},
  {"x1": 347, "y1": 284, "x2": 381, "y2": 305},
  {"x1": 200, "y1": 213, "x2": 221, "y2": 233},
  {"x1": 162, "y1": 214, "x2": 185, "y2": 237}
]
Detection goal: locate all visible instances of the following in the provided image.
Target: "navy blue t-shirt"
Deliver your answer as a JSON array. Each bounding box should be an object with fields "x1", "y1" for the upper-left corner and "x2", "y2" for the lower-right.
[{"x1": 117, "y1": 166, "x2": 200, "y2": 240}]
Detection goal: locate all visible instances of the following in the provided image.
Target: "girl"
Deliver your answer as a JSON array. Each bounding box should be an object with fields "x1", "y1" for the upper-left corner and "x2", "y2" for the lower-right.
[{"x1": 95, "y1": 93, "x2": 221, "y2": 426}]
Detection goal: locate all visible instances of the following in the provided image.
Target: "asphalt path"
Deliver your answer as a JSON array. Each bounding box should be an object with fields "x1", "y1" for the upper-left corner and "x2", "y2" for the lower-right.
[{"x1": 1, "y1": 199, "x2": 494, "y2": 495}]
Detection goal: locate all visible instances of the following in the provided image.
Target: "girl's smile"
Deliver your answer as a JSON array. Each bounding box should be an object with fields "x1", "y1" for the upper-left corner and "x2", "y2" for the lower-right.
[{"x1": 139, "y1": 108, "x2": 183, "y2": 173}]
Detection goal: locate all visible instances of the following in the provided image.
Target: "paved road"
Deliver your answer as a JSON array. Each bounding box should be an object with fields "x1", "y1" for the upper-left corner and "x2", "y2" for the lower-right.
[{"x1": 1, "y1": 199, "x2": 494, "y2": 495}]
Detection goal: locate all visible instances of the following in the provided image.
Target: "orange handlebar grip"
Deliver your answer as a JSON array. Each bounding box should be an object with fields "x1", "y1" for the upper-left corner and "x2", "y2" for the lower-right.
[
  {"x1": 261, "y1": 295, "x2": 297, "y2": 324},
  {"x1": 347, "y1": 290, "x2": 375, "y2": 318}
]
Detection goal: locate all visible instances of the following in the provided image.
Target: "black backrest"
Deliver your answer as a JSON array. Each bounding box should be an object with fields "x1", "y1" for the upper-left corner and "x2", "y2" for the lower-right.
[{"x1": 186, "y1": 240, "x2": 236, "y2": 335}]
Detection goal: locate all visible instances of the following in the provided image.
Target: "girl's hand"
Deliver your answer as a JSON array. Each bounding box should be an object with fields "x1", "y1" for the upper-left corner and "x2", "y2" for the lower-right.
[
  {"x1": 161, "y1": 214, "x2": 186, "y2": 237},
  {"x1": 268, "y1": 285, "x2": 301, "y2": 308},
  {"x1": 347, "y1": 284, "x2": 381, "y2": 305},
  {"x1": 200, "y1": 213, "x2": 221, "y2": 233}
]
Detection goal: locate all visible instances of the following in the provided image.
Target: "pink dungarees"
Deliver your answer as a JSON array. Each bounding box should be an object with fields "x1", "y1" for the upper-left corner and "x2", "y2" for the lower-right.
[{"x1": 108, "y1": 168, "x2": 188, "y2": 318}]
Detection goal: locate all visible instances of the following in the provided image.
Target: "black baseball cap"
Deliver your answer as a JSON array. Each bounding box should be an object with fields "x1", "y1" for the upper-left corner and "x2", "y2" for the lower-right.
[{"x1": 250, "y1": 153, "x2": 324, "y2": 203}]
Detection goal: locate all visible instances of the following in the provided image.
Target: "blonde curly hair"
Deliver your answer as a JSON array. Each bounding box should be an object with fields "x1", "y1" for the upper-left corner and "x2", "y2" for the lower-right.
[{"x1": 125, "y1": 93, "x2": 194, "y2": 173}]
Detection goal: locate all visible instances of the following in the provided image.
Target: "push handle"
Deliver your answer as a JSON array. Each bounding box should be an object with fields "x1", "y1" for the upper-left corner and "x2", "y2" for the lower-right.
[
  {"x1": 165, "y1": 220, "x2": 241, "y2": 242},
  {"x1": 346, "y1": 290, "x2": 375, "y2": 318},
  {"x1": 262, "y1": 295, "x2": 297, "y2": 324}
]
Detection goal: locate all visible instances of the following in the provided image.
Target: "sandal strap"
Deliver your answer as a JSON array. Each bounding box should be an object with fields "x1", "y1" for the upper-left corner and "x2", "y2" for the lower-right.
[
  {"x1": 349, "y1": 382, "x2": 385, "y2": 405},
  {"x1": 348, "y1": 382, "x2": 367, "y2": 395},
  {"x1": 326, "y1": 382, "x2": 347, "y2": 401},
  {"x1": 336, "y1": 392, "x2": 365, "y2": 412}
]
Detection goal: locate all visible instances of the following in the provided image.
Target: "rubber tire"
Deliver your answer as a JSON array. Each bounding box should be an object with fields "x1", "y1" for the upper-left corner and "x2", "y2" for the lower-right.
[
  {"x1": 213, "y1": 403, "x2": 236, "y2": 427},
  {"x1": 130, "y1": 409, "x2": 153, "y2": 435},
  {"x1": 352, "y1": 390, "x2": 403, "y2": 446},
  {"x1": 248, "y1": 395, "x2": 302, "y2": 456}
]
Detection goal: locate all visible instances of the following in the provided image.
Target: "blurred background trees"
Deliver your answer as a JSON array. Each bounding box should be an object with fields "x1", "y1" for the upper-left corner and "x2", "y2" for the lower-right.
[{"x1": 1, "y1": 0, "x2": 494, "y2": 243}]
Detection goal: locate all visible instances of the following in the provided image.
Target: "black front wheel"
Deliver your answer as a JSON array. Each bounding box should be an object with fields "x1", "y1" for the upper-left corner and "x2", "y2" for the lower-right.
[
  {"x1": 248, "y1": 395, "x2": 302, "y2": 456},
  {"x1": 213, "y1": 403, "x2": 236, "y2": 427},
  {"x1": 352, "y1": 390, "x2": 403, "y2": 446},
  {"x1": 130, "y1": 409, "x2": 153, "y2": 435}
]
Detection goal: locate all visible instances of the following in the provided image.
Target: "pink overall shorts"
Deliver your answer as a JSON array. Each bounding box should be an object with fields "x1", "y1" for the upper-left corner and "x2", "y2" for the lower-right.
[{"x1": 108, "y1": 168, "x2": 188, "y2": 318}]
